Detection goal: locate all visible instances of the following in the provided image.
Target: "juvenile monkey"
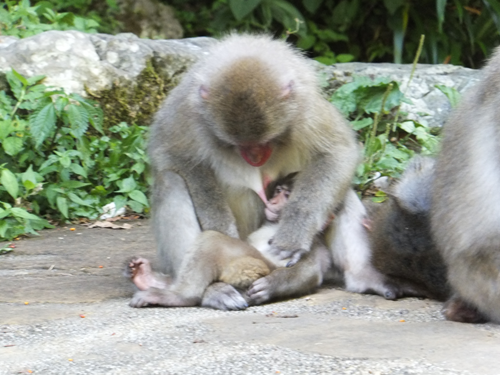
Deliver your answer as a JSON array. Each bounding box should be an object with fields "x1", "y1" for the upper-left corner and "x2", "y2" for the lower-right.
[
  {"x1": 148, "y1": 33, "x2": 388, "y2": 309},
  {"x1": 127, "y1": 175, "x2": 334, "y2": 308},
  {"x1": 431, "y1": 48, "x2": 500, "y2": 324},
  {"x1": 367, "y1": 156, "x2": 450, "y2": 301}
]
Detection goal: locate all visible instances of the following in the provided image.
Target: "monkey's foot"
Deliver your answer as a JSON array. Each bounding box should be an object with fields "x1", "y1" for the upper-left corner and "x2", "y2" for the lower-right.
[
  {"x1": 247, "y1": 276, "x2": 273, "y2": 305},
  {"x1": 126, "y1": 256, "x2": 168, "y2": 291},
  {"x1": 129, "y1": 288, "x2": 196, "y2": 308},
  {"x1": 201, "y1": 282, "x2": 248, "y2": 311},
  {"x1": 443, "y1": 296, "x2": 488, "y2": 324},
  {"x1": 129, "y1": 290, "x2": 159, "y2": 308}
]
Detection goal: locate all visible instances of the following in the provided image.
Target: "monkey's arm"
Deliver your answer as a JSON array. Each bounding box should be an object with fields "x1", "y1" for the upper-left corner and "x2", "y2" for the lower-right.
[
  {"x1": 248, "y1": 243, "x2": 327, "y2": 304},
  {"x1": 273, "y1": 148, "x2": 357, "y2": 265},
  {"x1": 180, "y1": 163, "x2": 239, "y2": 238}
]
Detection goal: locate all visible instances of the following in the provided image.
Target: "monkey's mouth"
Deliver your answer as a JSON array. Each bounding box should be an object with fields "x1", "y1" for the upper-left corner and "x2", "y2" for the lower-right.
[
  {"x1": 239, "y1": 144, "x2": 272, "y2": 167},
  {"x1": 264, "y1": 206, "x2": 279, "y2": 222}
]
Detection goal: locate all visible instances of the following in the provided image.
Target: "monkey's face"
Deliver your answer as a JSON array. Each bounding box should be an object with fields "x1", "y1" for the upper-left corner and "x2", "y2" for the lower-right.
[
  {"x1": 199, "y1": 57, "x2": 295, "y2": 167},
  {"x1": 265, "y1": 184, "x2": 291, "y2": 221}
]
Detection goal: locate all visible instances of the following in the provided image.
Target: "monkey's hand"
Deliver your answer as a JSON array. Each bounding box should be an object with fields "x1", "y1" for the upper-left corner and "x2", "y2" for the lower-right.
[
  {"x1": 268, "y1": 242, "x2": 307, "y2": 267},
  {"x1": 247, "y1": 276, "x2": 273, "y2": 305}
]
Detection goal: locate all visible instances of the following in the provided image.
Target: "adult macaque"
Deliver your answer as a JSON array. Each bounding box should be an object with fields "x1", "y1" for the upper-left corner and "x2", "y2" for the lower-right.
[
  {"x1": 431, "y1": 49, "x2": 500, "y2": 324},
  {"x1": 148, "y1": 33, "x2": 389, "y2": 309},
  {"x1": 367, "y1": 156, "x2": 450, "y2": 301},
  {"x1": 127, "y1": 175, "x2": 334, "y2": 308}
]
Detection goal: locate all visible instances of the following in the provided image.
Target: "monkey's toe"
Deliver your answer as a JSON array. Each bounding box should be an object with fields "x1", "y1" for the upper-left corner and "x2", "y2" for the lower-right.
[
  {"x1": 248, "y1": 277, "x2": 272, "y2": 305},
  {"x1": 201, "y1": 283, "x2": 248, "y2": 310}
]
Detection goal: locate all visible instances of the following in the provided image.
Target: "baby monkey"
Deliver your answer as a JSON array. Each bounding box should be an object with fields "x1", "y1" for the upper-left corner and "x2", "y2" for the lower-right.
[{"x1": 126, "y1": 174, "x2": 333, "y2": 309}]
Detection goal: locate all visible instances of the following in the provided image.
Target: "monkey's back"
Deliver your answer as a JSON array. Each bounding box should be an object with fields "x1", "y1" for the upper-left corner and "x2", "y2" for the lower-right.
[{"x1": 432, "y1": 47, "x2": 500, "y2": 322}]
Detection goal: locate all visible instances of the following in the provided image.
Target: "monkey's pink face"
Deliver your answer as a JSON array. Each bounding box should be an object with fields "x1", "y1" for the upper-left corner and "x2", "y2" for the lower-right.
[
  {"x1": 265, "y1": 185, "x2": 290, "y2": 221},
  {"x1": 239, "y1": 143, "x2": 273, "y2": 167}
]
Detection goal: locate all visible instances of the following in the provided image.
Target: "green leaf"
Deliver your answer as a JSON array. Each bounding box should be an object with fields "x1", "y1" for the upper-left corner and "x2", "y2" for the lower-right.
[
  {"x1": 131, "y1": 162, "x2": 145, "y2": 175},
  {"x1": 113, "y1": 195, "x2": 127, "y2": 211},
  {"x1": 26, "y1": 74, "x2": 46, "y2": 86},
  {"x1": 351, "y1": 118, "x2": 373, "y2": 131},
  {"x1": 229, "y1": 0, "x2": 262, "y2": 20},
  {"x1": 56, "y1": 196, "x2": 69, "y2": 218},
  {"x1": 1, "y1": 169, "x2": 19, "y2": 199},
  {"x1": 76, "y1": 99, "x2": 104, "y2": 134},
  {"x1": 11, "y1": 68, "x2": 29, "y2": 87},
  {"x1": 23, "y1": 180, "x2": 36, "y2": 191},
  {"x1": 0, "y1": 220, "x2": 9, "y2": 239},
  {"x1": 21, "y1": 165, "x2": 40, "y2": 191},
  {"x1": 303, "y1": 0, "x2": 323, "y2": 13},
  {"x1": 435, "y1": 84, "x2": 461, "y2": 108},
  {"x1": 399, "y1": 121, "x2": 416, "y2": 133},
  {"x1": 2, "y1": 136, "x2": 23, "y2": 156},
  {"x1": 68, "y1": 192, "x2": 92, "y2": 207},
  {"x1": 58, "y1": 154, "x2": 71, "y2": 169},
  {"x1": 69, "y1": 163, "x2": 88, "y2": 178},
  {"x1": 436, "y1": 0, "x2": 447, "y2": 33},
  {"x1": 0, "y1": 120, "x2": 15, "y2": 140},
  {"x1": 118, "y1": 176, "x2": 137, "y2": 193},
  {"x1": 29, "y1": 102, "x2": 56, "y2": 147},
  {"x1": 10, "y1": 207, "x2": 45, "y2": 221},
  {"x1": 383, "y1": 0, "x2": 405, "y2": 14},
  {"x1": 336, "y1": 54, "x2": 354, "y2": 63},
  {"x1": 59, "y1": 180, "x2": 91, "y2": 189},
  {"x1": 127, "y1": 200, "x2": 144, "y2": 213},
  {"x1": 0, "y1": 207, "x2": 10, "y2": 219},
  {"x1": 271, "y1": 0, "x2": 307, "y2": 35},
  {"x1": 66, "y1": 103, "x2": 89, "y2": 139},
  {"x1": 128, "y1": 190, "x2": 149, "y2": 207}
]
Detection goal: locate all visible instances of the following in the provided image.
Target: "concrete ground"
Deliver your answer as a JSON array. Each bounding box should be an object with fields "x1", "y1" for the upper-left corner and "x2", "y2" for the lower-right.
[{"x1": 0, "y1": 220, "x2": 499, "y2": 375}]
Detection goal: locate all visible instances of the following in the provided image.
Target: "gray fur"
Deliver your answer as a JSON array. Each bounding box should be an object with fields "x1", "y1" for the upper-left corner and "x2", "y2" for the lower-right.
[
  {"x1": 370, "y1": 156, "x2": 450, "y2": 301},
  {"x1": 148, "y1": 34, "x2": 361, "y2": 309},
  {"x1": 432, "y1": 48, "x2": 500, "y2": 323}
]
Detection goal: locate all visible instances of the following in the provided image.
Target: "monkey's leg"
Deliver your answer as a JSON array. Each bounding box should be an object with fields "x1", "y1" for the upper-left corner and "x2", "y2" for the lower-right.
[
  {"x1": 152, "y1": 171, "x2": 247, "y2": 310},
  {"x1": 124, "y1": 256, "x2": 171, "y2": 291},
  {"x1": 247, "y1": 250, "x2": 323, "y2": 305},
  {"x1": 329, "y1": 190, "x2": 397, "y2": 299},
  {"x1": 129, "y1": 243, "x2": 231, "y2": 308}
]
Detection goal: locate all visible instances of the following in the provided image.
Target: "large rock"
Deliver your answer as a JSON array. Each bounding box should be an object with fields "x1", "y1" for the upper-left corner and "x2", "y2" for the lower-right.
[
  {"x1": 0, "y1": 31, "x2": 481, "y2": 127},
  {"x1": 320, "y1": 62, "x2": 481, "y2": 127}
]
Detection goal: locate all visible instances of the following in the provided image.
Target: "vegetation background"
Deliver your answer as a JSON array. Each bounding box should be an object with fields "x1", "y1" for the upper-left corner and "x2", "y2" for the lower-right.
[{"x1": 0, "y1": 0, "x2": 498, "y2": 242}]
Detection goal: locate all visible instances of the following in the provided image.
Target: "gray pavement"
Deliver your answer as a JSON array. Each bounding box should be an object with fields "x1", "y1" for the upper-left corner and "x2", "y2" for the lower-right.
[{"x1": 0, "y1": 221, "x2": 499, "y2": 375}]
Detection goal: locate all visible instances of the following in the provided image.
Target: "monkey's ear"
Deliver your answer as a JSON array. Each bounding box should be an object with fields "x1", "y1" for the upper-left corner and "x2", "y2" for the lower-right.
[
  {"x1": 199, "y1": 85, "x2": 210, "y2": 100},
  {"x1": 281, "y1": 81, "x2": 294, "y2": 98}
]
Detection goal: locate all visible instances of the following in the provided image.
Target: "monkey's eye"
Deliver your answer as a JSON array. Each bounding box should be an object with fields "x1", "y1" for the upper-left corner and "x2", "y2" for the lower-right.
[
  {"x1": 284, "y1": 190, "x2": 291, "y2": 199},
  {"x1": 274, "y1": 186, "x2": 283, "y2": 195}
]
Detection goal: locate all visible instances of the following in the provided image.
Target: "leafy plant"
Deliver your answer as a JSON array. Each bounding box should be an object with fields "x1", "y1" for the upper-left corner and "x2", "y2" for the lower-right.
[
  {"x1": 0, "y1": 0, "x2": 99, "y2": 38},
  {"x1": 330, "y1": 75, "x2": 440, "y2": 194},
  {"x1": 170, "y1": 0, "x2": 500, "y2": 68},
  {"x1": 0, "y1": 69, "x2": 149, "y2": 240}
]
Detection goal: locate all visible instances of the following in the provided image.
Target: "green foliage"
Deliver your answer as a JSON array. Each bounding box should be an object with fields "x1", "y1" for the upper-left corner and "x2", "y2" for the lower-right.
[
  {"x1": 171, "y1": 0, "x2": 500, "y2": 68},
  {"x1": 0, "y1": 0, "x2": 99, "y2": 38},
  {"x1": 0, "y1": 69, "x2": 150, "y2": 240},
  {"x1": 435, "y1": 84, "x2": 461, "y2": 107},
  {"x1": 330, "y1": 76, "x2": 440, "y2": 191}
]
